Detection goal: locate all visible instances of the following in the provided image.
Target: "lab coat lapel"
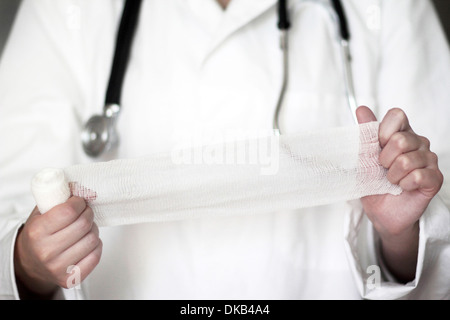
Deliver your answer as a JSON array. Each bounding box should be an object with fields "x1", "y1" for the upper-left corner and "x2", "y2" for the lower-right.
[{"x1": 202, "y1": 0, "x2": 277, "y2": 63}]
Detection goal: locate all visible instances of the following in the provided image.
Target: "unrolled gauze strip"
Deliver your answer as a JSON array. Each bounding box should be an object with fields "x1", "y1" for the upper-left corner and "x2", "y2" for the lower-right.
[{"x1": 31, "y1": 122, "x2": 402, "y2": 227}]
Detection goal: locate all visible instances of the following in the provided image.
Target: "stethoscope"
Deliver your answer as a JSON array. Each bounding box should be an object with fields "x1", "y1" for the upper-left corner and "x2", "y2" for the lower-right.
[{"x1": 81, "y1": 0, "x2": 357, "y2": 157}]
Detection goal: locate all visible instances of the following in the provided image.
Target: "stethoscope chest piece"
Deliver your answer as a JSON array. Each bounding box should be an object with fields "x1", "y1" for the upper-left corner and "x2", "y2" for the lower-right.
[
  {"x1": 81, "y1": 104, "x2": 120, "y2": 157},
  {"x1": 81, "y1": 0, "x2": 142, "y2": 157}
]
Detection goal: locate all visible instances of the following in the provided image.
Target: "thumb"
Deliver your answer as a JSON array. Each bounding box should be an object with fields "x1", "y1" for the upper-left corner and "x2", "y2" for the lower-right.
[
  {"x1": 30, "y1": 206, "x2": 42, "y2": 217},
  {"x1": 356, "y1": 106, "x2": 377, "y2": 124}
]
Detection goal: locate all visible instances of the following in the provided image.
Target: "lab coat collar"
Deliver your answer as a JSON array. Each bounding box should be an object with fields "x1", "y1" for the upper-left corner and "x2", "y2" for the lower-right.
[{"x1": 202, "y1": 0, "x2": 277, "y2": 63}]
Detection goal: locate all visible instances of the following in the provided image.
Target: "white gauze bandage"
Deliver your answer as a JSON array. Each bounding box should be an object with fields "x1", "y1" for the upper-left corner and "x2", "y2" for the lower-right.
[
  {"x1": 31, "y1": 122, "x2": 402, "y2": 226},
  {"x1": 31, "y1": 168, "x2": 71, "y2": 214}
]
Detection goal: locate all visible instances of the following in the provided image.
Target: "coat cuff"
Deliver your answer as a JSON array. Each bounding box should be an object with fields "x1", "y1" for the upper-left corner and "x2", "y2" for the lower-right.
[
  {"x1": 0, "y1": 218, "x2": 25, "y2": 299},
  {"x1": 344, "y1": 196, "x2": 450, "y2": 300}
]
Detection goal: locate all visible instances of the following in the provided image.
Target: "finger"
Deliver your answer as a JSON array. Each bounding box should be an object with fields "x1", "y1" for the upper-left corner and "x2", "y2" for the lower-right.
[
  {"x1": 387, "y1": 150, "x2": 431, "y2": 185},
  {"x1": 356, "y1": 106, "x2": 378, "y2": 124},
  {"x1": 379, "y1": 108, "x2": 413, "y2": 148},
  {"x1": 49, "y1": 206, "x2": 95, "y2": 255},
  {"x1": 74, "y1": 240, "x2": 103, "y2": 284},
  {"x1": 399, "y1": 168, "x2": 444, "y2": 196},
  {"x1": 57, "y1": 240, "x2": 103, "y2": 289},
  {"x1": 379, "y1": 131, "x2": 423, "y2": 168},
  {"x1": 42, "y1": 196, "x2": 87, "y2": 233},
  {"x1": 58, "y1": 223, "x2": 100, "y2": 267}
]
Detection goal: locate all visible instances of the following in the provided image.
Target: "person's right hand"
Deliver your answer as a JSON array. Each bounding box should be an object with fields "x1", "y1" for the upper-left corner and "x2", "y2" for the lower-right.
[{"x1": 14, "y1": 196, "x2": 102, "y2": 297}]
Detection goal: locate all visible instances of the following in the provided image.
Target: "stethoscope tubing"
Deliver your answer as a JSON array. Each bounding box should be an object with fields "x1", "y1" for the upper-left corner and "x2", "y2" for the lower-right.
[
  {"x1": 274, "y1": 0, "x2": 357, "y2": 135},
  {"x1": 82, "y1": 0, "x2": 356, "y2": 156}
]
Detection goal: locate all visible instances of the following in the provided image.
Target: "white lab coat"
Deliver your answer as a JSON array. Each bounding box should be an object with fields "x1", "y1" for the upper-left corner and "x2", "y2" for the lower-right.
[{"x1": 0, "y1": 0, "x2": 449, "y2": 300}]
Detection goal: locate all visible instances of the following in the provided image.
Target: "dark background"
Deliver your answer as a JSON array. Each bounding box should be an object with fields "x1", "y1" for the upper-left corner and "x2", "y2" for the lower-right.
[
  {"x1": 0, "y1": 0, "x2": 449, "y2": 58},
  {"x1": 433, "y1": 0, "x2": 450, "y2": 40}
]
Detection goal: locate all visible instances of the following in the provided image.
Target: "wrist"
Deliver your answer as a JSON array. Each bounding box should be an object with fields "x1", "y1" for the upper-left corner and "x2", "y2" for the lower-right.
[
  {"x1": 378, "y1": 221, "x2": 420, "y2": 283},
  {"x1": 378, "y1": 221, "x2": 420, "y2": 252}
]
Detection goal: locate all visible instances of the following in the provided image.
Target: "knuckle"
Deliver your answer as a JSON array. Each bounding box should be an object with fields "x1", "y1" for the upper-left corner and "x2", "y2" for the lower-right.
[
  {"x1": 36, "y1": 246, "x2": 52, "y2": 263},
  {"x1": 27, "y1": 225, "x2": 45, "y2": 241},
  {"x1": 392, "y1": 132, "x2": 408, "y2": 150},
  {"x1": 91, "y1": 241, "x2": 103, "y2": 265},
  {"x1": 91, "y1": 254, "x2": 102, "y2": 268},
  {"x1": 59, "y1": 203, "x2": 78, "y2": 218},
  {"x1": 97, "y1": 239, "x2": 103, "y2": 253},
  {"x1": 389, "y1": 108, "x2": 407, "y2": 121},
  {"x1": 413, "y1": 170, "x2": 424, "y2": 185},
  {"x1": 85, "y1": 231, "x2": 100, "y2": 248},
  {"x1": 420, "y1": 136, "x2": 431, "y2": 148},
  {"x1": 78, "y1": 214, "x2": 93, "y2": 233},
  {"x1": 85, "y1": 206, "x2": 95, "y2": 222},
  {"x1": 397, "y1": 154, "x2": 410, "y2": 171},
  {"x1": 428, "y1": 151, "x2": 438, "y2": 164}
]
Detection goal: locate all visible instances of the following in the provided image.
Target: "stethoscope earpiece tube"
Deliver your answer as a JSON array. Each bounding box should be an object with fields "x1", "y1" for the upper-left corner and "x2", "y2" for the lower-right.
[
  {"x1": 105, "y1": 0, "x2": 143, "y2": 106},
  {"x1": 331, "y1": 0, "x2": 350, "y2": 41},
  {"x1": 277, "y1": 0, "x2": 290, "y2": 30},
  {"x1": 82, "y1": 0, "x2": 142, "y2": 157},
  {"x1": 274, "y1": 0, "x2": 357, "y2": 133},
  {"x1": 330, "y1": 0, "x2": 358, "y2": 124},
  {"x1": 274, "y1": 0, "x2": 291, "y2": 135}
]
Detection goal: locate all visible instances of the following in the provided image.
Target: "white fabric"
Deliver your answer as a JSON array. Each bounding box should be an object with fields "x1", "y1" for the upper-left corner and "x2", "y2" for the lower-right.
[
  {"x1": 31, "y1": 122, "x2": 401, "y2": 227},
  {"x1": 1, "y1": 0, "x2": 450, "y2": 300},
  {"x1": 31, "y1": 168, "x2": 71, "y2": 214}
]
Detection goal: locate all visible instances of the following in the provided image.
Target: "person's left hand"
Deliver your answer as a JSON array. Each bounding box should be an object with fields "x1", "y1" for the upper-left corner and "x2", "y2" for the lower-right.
[{"x1": 356, "y1": 106, "x2": 443, "y2": 240}]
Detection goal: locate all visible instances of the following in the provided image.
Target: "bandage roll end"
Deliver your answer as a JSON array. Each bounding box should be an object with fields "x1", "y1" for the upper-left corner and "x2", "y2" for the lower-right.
[{"x1": 31, "y1": 168, "x2": 70, "y2": 214}]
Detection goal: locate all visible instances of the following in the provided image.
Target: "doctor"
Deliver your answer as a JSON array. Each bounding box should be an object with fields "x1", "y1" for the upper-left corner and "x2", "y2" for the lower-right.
[{"x1": 0, "y1": 0, "x2": 449, "y2": 300}]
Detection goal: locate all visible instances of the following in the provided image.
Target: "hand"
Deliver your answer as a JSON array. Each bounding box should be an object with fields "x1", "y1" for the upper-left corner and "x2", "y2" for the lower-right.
[
  {"x1": 356, "y1": 106, "x2": 443, "y2": 282},
  {"x1": 14, "y1": 197, "x2": 102, "y2": 297}
]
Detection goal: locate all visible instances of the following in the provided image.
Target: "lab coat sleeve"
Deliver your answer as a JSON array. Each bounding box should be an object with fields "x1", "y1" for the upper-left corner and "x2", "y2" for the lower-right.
[
  {"x1": 345, "y1": 0, "x2": 450, "y2": 299},
  {"x1": 0, "y1": 0, "x2": 101, "y2": 299}
]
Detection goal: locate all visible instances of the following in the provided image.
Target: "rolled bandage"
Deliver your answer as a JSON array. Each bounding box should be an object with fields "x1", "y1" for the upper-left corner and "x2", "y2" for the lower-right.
[{"x1": 31, "y1": 168, "x2": 70, "y2": 214}]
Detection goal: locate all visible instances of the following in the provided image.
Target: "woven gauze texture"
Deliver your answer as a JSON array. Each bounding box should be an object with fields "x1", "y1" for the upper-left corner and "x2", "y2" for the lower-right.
[{"x1": 32, "y1": 122, "x2": 402, "y2": 226}]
